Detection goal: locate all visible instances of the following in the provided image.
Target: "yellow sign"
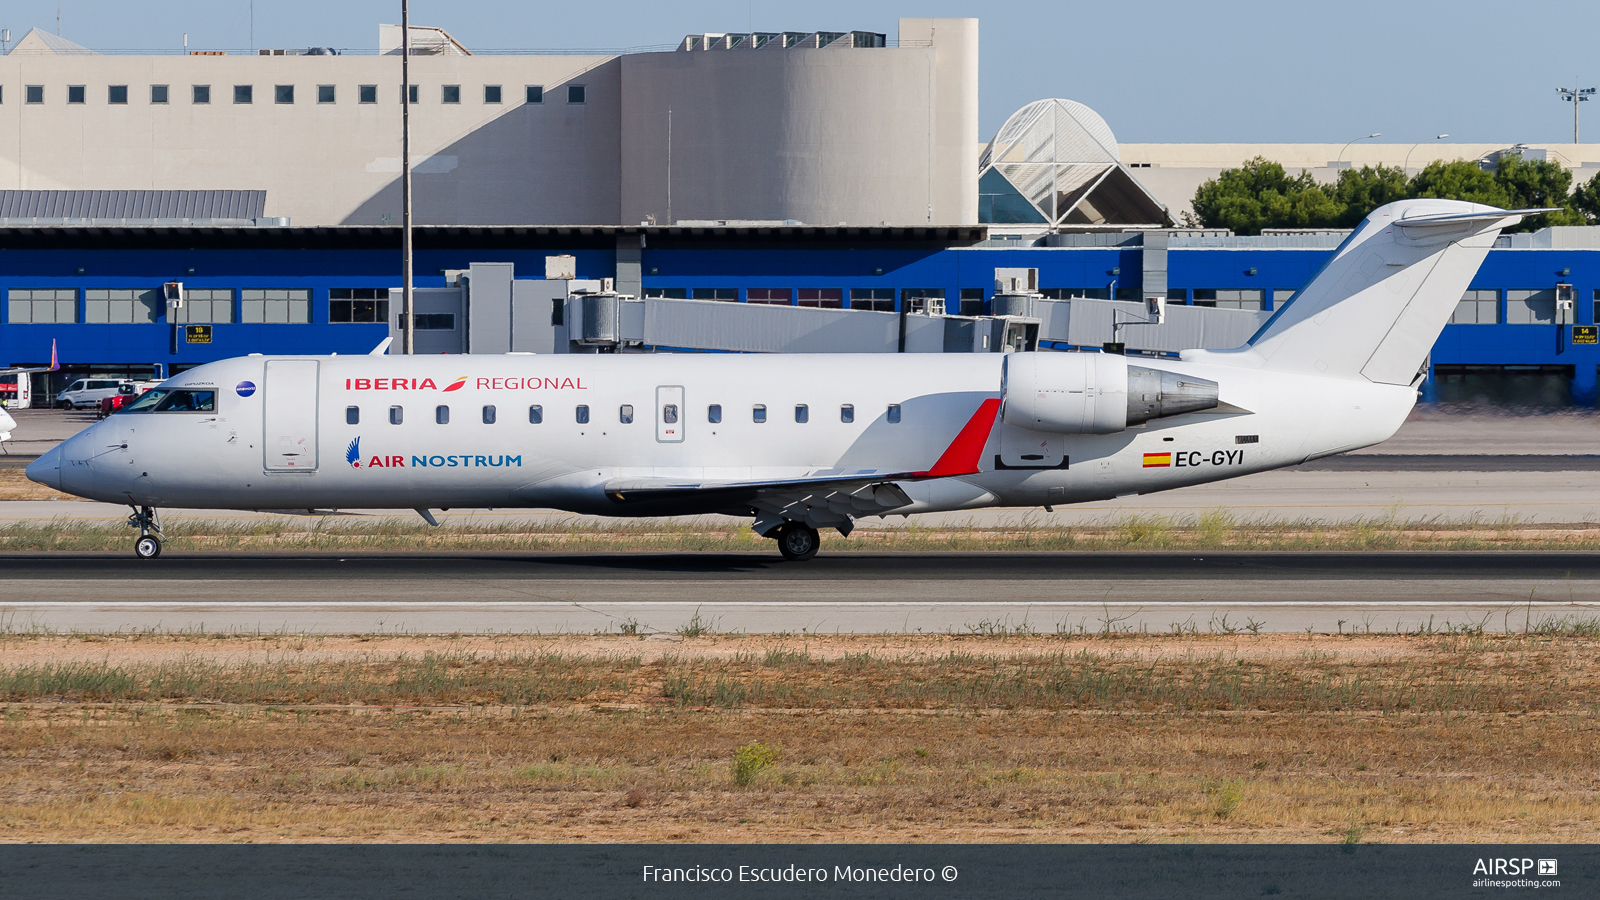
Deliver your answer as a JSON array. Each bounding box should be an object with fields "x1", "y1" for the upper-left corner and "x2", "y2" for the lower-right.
[
  {"x1": 1574, "y1": 326, "x2": 1598, "y2": 345},
  {"x1": 184, "y1": 325, "x2": 213, "y2": 344}
]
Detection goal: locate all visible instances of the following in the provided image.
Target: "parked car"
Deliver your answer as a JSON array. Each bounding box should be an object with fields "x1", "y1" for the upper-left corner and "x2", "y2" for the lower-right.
[
  {"x1": 58, "y1": 378, "x2": 155, "y2": 410},
  {"x1": 97, "y1": 383, "x2": 155, "y2": 418}
]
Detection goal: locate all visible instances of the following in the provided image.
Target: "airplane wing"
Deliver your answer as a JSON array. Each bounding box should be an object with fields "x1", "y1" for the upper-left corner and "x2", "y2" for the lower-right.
[
  {"x1": 603, "y1": 398, "x2": 1001, "y2": 533},
  {"x1": 0, "y1": 340, "x2": 60, "y2": 377}
]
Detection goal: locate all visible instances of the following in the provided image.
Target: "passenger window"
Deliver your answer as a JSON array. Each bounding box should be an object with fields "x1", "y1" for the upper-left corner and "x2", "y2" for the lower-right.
[
  {"x1": 752, "y1": 404, "x2": 767, "y2": 423},
  {"x1": 529, "y1": 404, "x2": 543, "y2": 424},
  {"x1": 841, "y1": 404, "x2": 854, "y2": 423},
  {"x1": 389, "y1": 405, "x2": 404, "y2": 425},
  {"x1": 887, "y1": 403, "x2": 901, "y2": 424},
  {"x1": 346, "y1": 406, "x2": 359, "y2": 425},
  {"x1": 482, "y1": 405, "x2": 497, "y2": 424},
  {"x1": 795, "y1": 404, "x2": 808, "y2": 423},
  {"x1": 576, "y1": 405, "x2": 590, "y2": 424},
  {"x1": 153, "y1": 390, "x2": 215, "y2": 412},
  {"x1": 662, "y1": 404, "x2": 679, "y2": 424},
  {"x1": 619, "y1": 404, "x2": 634, "y2": 424},
  {"x1": 435, "y1": 405, "x2": 450, "y2": 425},
  {"x1": 708, "y1": 404, "x2": 722, "y2": 423}
]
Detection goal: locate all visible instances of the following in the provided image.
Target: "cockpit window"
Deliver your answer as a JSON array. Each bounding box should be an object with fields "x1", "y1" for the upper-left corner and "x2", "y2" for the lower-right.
[
  {"x1": 123, "y1": 389, "x2": 168, "y2": 412},
  {"x1": 152, "y1": 389, "x2": 216, "y2": 412}
]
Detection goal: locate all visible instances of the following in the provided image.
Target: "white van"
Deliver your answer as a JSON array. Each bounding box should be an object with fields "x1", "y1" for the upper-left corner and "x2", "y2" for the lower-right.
[{"x1": 56, "y1": 378, "x2": 134, "y2": 410}]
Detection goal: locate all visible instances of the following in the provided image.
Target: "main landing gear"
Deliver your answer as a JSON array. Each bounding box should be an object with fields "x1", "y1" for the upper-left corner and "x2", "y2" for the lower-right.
[
  {"x1": 128, "y1": 505, "x2": 163, "y2": 559},
  {"x1": 773, "y1": 522, "x2": 821, "y2": 562}
]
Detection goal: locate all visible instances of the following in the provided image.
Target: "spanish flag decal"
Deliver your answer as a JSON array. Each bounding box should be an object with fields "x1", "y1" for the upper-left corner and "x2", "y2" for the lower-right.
[{"x1": 1142, "y1": 452, "x2": 1172, "y2": 468}]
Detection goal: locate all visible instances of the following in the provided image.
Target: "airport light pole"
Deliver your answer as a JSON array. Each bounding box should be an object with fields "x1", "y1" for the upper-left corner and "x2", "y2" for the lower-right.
[
  {"x1": 400, "y1": 0, "x2": 414, "y2": 355},
  {"x1": 1404, "y1": 134, "x2": 1449, "y2": 171},
  {"x1": 1558, "y1": 83, "x2": 1596, "y2": 144},
  {"x1": 1336, "y1": 132, "x2": 1381, "y2": 164}
]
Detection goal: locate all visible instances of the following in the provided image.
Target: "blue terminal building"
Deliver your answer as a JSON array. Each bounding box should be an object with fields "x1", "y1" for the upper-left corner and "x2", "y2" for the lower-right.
[{"x1": 1, "y1": 221, "x2": 1597, "y2": 405}]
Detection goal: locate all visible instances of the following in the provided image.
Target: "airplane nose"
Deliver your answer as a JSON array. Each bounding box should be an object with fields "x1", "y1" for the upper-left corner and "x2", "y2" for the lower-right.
[{"x1": 25, "y1": 444, "x2": 63, "y2": 491}]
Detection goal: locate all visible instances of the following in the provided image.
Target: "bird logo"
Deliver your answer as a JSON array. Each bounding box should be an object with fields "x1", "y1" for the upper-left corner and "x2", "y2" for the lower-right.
[{"x1": 346, "y1": 436, "x2": 361, "y2": 468}]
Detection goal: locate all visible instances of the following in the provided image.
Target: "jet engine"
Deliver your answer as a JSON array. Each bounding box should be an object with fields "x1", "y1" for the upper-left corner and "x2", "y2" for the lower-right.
[{"x1": 1001, "y1": 352, "x2": 1219, "y2": 434}]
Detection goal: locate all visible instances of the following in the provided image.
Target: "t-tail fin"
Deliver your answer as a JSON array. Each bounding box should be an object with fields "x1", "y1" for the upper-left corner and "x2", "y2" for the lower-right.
[{"x1": 1213, "y1": 201, "x2": 1548, "y2": 384}]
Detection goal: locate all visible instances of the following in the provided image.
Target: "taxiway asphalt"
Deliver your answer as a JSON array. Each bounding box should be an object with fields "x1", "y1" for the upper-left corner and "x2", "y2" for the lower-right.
[{"x1": 4, "y1": 551, "x2": 1596, "y2": 635}]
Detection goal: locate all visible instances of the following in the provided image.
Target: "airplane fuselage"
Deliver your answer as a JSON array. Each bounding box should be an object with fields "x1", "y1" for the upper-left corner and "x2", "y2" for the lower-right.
[{"x1": 36, "y1": 352, "x2": 1416, "y2": 518}]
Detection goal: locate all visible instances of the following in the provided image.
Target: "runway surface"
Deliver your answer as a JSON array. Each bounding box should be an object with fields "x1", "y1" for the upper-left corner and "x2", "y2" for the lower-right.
[{"x1": 6, "y1": 552, "x2": 1598, "y2": 635}]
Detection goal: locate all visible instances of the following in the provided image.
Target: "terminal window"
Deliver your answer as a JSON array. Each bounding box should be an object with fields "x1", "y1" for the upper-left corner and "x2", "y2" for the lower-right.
[
  {"x1": 329, "y1": 288, "x2": 389, "y2": 323},
  {"x1": 317, "y1": 84, "x2": 335, "y2": 104},
  {"x1": 959, "y1": 287, "x2": 985, "y2": 316},
  {"x1": 441, "y1": 85, "x2": 461, "y2": 104},
  {"x1": 798, "y1": 289, "x2": 843, "y2": 308},
  {"x1": 26, "y1": 85, "x2": 43, "y2": 104},
  {"x1": 275, "y1": 85, "x2": 294, "y2": 104},
  {"x1": 850, "y1": 289, "x2": 895, "y2": 312},
  {"x1": 358, "y1": 84, "x2": 377, "y2": 104},
  {"x1": 525, "y1": 85, "x2": 543, "y2": 104},
  {"x1": 151, "y1": 84, "x2": 169, "y2": 104},
  {"x1": 567, "y1": 84, "x2": 585, "y2": 104},
  {"x1": 415, "y1": 314, "x2": 455, "y2": 330},
  {"x1": 692, "y1": 288, "x2": 738, "y2": 302},
  {"x1": 402, "y1": 85, "x2": 419, "y2": 104},
  {"x1": 108, "y1": 85, "x2": 128, "y2": 104},
  {"x1": 1193, "y1": 289, "x2": 1265, "y2": 310},
  {"x1": 7, "y1": 289, "x2": 77, "y2": 324},
  {"x1": 1451, "y1": 289, "x2": 1499, "y2": 325},
  {"x1": 192, "y1": 85, "x2": 210, "y2": 104},
  {"x1": 234, "y1": 85, "x2": 252, "y2": 104},
  {"x1": 241, "y1": 289, "x2": 311, "y2": 324},
  {"x1": 901, "y1": 288, "x2": 946, "y2": 314},
  {"x1": 643, "y1": 288, "x2": 687, "y2": 299},
  {"x1": 1506, "y1": 289, "x2": 1555, "y2": 325},
  {"x1": 173, "y1": 289, "x2": 235, "y2": 324},
  {"x1": 746, "y1": 288, "x2": 791, "y2": 305},
  {"x1": 85, "y1": 289, "x2": 160, "y2": 324},
  {"x1": 1272, "y1": 289, "x2": 1295, "y2": 308},
  {"x1": 1594, "y1": 289, "x2": 1600, "y2": 324},
  {"x1": 68, "y1": 85, "x2": 85, "y2": 104},
  {"x1": 483, "y1": 85, "x2": 502, "y2": 104}
]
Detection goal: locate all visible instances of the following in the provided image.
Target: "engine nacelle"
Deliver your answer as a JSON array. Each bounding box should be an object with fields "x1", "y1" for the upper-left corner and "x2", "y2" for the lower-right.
[{"x1": 1001, "y1": 352, "x2": 1219, "y2": 434}]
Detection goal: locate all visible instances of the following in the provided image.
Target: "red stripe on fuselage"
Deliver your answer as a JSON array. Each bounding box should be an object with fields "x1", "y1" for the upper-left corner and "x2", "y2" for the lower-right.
[{"x1": 918, "y1": 398, "x2": 1002, "y2": 478}]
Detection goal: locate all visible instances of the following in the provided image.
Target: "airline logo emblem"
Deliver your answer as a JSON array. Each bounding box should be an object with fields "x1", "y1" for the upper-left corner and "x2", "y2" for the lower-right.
[
  {"x1": 442, "y1": 376, "x2": 468, "y2": 392},
  {"x1": 1143, "y1": 452, "x2": 1172, "y2": 468},
  {"x1": 343, "y1": 435, "x2": 521, "y2": 470},
  {"x1": 346, "y1": 436, "x2": 362, "y2": 468}
]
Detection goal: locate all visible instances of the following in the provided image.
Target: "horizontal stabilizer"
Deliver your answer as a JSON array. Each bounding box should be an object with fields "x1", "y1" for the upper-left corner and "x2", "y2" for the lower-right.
[{"x1": 1392, "y1": 207, "x2": 1557, "y2": 232}]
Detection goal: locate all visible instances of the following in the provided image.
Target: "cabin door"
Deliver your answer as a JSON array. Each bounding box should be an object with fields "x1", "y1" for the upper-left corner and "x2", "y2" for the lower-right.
[
  {"x1": 263, "y1": 359, "x2": 320, "y2": 471},
  {"x1": 656, "y1": 385, "x2": 685, "y2": 443}
]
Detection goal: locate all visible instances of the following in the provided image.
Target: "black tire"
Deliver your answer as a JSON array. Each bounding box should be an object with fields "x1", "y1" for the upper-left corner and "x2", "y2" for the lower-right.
[
  {"x1": 134, "y1": 536, "x2": 162, "y2": 559},
  {"x1": 775, "y1": 523, "x2": 820, "y2": 562}
]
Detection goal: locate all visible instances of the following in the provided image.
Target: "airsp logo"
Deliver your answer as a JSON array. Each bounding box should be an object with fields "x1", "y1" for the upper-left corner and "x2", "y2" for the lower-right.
[{"x1": 1472, "y1": 858, "x2": 1554, "y2": 876}]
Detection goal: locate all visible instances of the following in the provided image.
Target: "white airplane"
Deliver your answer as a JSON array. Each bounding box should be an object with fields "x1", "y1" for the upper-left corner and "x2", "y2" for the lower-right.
[
  {"x1": 0, "y1": 340, "x2": 59, "y2": 448},
  {"x1": 27, "y1": 200, "x2": 1539, "y2": 559}
]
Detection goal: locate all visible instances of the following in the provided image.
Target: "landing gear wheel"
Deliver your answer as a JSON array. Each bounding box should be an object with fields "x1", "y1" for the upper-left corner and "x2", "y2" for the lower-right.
[
  {"x1": 134, "y1": 535, "x2": 162, "y2": 559},
  {"x1": 775, "y1": 523, "x2": 820, "y2": 562},
  {"x1": 127, "y1": 505, "x2": 164, "y2": 560}
]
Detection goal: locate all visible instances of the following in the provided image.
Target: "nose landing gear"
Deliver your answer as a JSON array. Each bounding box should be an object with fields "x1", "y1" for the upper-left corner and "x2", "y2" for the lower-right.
[{"x1": 128, "y1": 505, "x2": 164, "y2": 559}]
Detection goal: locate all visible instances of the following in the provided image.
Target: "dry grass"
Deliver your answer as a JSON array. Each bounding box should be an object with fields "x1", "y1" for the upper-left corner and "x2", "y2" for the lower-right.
[
  {"x1": 6, "y1": 509, "x2": 1600, "y2": 552},
  {"x1": 0, "y1": 632, "x2": 1596, "y2": 843},
  {"x1": 0, "y1": 468, "x2": 69, "y2": 501}
]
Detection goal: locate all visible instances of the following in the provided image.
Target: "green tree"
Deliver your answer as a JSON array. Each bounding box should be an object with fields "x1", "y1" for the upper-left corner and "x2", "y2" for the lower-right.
[
  {"x1": 1186, "y1": 157, "x2": 1345, "y2": 235},
  {"x1": 1327, "y1": 164, "x2": 1409, "y2": 228},
  {"x1": 1407, "y1": 159, "x2": 1513, "y2": 208},
  {"x1": 1491, "y1": 155, "x2": 1586, "y2": 229},
  {"x1": 1571, "y1": 170, "x2": 1600, "y2": 224}
]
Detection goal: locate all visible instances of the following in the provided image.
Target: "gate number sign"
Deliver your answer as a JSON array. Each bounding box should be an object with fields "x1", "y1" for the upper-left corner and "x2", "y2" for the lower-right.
[
  {"x1": 185, "y1": 325, "x2": 213, "y2": 344},
  {"x1": 1574, "y1": 325, "x2": 1598, "y2": 345}
]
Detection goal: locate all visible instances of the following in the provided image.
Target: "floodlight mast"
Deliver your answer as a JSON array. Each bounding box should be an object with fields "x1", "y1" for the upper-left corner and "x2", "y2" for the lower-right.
[
  {"x1": 1557, "y1": 82, "x2": 1597, "y2": 144},
  {"x1": 399, "y1": 1, "x2": 415, "y2": 355}
]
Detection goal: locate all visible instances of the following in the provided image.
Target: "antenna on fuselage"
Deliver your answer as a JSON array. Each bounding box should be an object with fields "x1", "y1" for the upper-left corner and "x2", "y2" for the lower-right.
[{"x1": 369, "y1": 337, "x2": 393, "y2": 356}]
